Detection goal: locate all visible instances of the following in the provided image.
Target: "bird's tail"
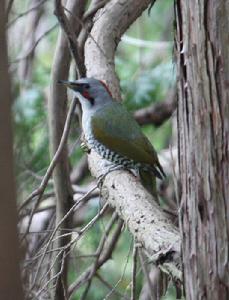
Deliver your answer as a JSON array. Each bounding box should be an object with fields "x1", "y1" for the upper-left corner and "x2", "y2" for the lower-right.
[{"x1": 139, "y1": 169, "x2": 159, "y2": 203}]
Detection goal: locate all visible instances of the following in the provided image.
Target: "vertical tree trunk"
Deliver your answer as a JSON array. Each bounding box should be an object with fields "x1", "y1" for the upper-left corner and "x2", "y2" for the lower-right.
[
  {"x1": 48, "y1": 1, "x2": 85, "y2": 298},
  {"x1": 0, "y1": 2, "x2": 24, "y2": 299},
  {"x1": 175, "y1": 1, "x2": 229, "y2": 299}
]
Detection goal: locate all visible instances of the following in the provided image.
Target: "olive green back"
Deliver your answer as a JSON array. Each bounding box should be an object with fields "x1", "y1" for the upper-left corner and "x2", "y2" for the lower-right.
[{"x1": 91, "y1": 102, "x2": 159, "y2": 167}]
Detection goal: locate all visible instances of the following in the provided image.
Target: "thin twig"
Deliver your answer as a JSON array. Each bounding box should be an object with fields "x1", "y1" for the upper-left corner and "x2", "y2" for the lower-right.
[
  {"x1": 31, "y1": 184, "x2": 99, "y2": 289},
  {"x1": 103, "y1": 238, "x2": 133, "y2": 300},
  {"x1": 83, "y1": 0, "x2": 108, "y2": 21},
  {"x1": 83, "y1": 212, "x2": 118, "y2": 278},
  {"x1": 20, "y1": 96, "x2": 77, "y2": 240},
  {"x1": 138, "y1": 247, "x2": 155, "y2": 300},
  {"x1": 35, "y1": 249, "x2": 66, "y2": 298},
  {"x1": 32, "y1": 200, "x2": 109, "y2": 297},
  {"x1": 131, "y1": 244, "x2": 138, "y2": 300},
  {"x1": 68, "y1": 201, "x2": 109, "y2": 249},
  {"x1": 12, "y1": 24, "x2": 58, "y2": 64},
  {"x1": 68, "y1": 218, "x2": 123, "y2": 296},
  {"x1": 80, "y1": 280, "x2": 92, "y2": 300},
  {"x1": 63, "y1": 6, "x2": 110, "y2": 64},
  {"x1": 7, "y1": 0, "x2": 47, "y2": 28},
  {"x1": 96, "y1": 273, "x2": 130, "y2": 300}
]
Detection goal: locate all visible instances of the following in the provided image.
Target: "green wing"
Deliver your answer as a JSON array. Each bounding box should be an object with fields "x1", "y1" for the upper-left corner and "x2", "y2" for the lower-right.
[{"x1": 91, "y1": 102, "x2": 165, "y2": 178}]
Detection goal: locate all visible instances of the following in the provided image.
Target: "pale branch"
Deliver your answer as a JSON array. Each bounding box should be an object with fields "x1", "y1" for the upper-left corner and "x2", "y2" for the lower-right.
[
  {"x1": 85, "y1": 0, "x2": 154, "y2": 99},
  {"x1": 122, "y1": 35, "x2": 172, "y2": 49},
  {"x1": 84, "y1": 0, "x2": 181, "y2": 282}
]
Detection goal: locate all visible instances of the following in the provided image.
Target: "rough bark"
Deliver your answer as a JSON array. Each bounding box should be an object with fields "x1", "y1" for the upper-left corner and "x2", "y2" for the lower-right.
[
  {"x1": 175, "y1": 1, "x2": 229, "y2": 299},
  {"x1": 0, "y1": 2, "x2": 24, "y2": 299},
  {"x1": 48, "y1": 1, "x2": 85, "y2": 298},
  {"x1": 84, "y1": 1, "x2": 182, "y2": 281},
  {"x1": 89, "y1": 152, "x2": 181, "y2": 280}
]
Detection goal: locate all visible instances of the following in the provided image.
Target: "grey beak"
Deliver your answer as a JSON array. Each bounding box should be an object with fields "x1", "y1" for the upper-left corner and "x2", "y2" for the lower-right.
[{"x1": 58, "y1": 80, "x2": 85, "y2": 94}]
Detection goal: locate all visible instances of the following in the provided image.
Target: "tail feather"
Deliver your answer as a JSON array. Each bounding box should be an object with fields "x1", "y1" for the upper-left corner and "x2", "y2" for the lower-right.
[
  {"x1": 139, "y1": 169, "x2": 159, "y2": 202},
  {"x1": 156, "y1": 161, "x2": 166, "y2": 178}
]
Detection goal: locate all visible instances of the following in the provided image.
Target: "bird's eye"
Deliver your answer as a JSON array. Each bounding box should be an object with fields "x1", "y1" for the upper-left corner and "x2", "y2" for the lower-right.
[{"x1": 84, "y1": 84, "x2": 90, "y2": 89}]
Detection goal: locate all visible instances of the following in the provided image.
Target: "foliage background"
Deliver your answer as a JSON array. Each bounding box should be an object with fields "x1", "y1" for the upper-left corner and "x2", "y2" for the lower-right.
[{"x1": 10, "y1": 0, "x2": 176, "y2": 299}]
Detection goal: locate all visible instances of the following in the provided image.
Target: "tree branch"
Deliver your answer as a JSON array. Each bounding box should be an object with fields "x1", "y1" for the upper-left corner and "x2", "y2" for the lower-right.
[
  {"x1": 54, "y1": 0, "x2": 86, "y2": 77},
  {"x1": 134, "y1": 88, "x2": 177, "y2": 126},
  {"x1": 84, "y1": 0, "x2": 181, "y2": 282},
  {"x1": 49, "y1": 1, "x2": 86, "y2": 298}
]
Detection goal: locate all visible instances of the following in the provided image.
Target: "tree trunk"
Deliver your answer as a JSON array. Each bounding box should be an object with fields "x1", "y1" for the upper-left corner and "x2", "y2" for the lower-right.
[
  {"x1": 48, "y1": 1, "x2": 85, "y2": 298},
  {"x1": 175, "y1": 1, "x2": 229, "y2": 299},
  {"x1": 0, "y1": 2, "x2": 24, "y2": 299}
]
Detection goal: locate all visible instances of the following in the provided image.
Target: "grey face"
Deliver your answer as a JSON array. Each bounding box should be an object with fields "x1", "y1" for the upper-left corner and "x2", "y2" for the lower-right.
[{"x1": 59, "y1": 78, "x2": 113, "y2": 109}]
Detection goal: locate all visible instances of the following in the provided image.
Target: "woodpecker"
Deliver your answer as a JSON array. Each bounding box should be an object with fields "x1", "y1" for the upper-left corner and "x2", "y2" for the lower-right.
[{"x1": 60, "y1": 78, "x2": 165, "y2": 195}]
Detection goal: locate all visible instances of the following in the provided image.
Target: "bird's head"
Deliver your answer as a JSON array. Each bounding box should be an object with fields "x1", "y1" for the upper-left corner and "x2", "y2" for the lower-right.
[{"x1": 59, "y1": 77, "x2": 113, "y2": 111}]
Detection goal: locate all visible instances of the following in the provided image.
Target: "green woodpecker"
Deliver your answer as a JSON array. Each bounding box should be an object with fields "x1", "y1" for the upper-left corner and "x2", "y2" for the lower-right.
[{"x1": 60, "y1": 78, "x2": 165, "y2": 196}]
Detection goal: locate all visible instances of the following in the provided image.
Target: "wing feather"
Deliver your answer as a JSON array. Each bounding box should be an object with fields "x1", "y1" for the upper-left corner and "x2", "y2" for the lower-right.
[{"x1": 91, "y1": 102, "x2": 165, "y2": 177}]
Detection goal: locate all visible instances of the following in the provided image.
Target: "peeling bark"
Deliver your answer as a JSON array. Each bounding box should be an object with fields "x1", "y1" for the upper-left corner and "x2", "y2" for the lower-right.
[{"x1": 175, "y1": 1, "x2": 229, "y2": 299}]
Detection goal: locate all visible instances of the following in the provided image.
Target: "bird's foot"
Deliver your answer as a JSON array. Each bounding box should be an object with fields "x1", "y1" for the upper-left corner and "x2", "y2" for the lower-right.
[
  {"x1": 80, "y1": 141, "x2": 91, "y2": 154},
  {"x1": 80, "y1": 134, "x2": 91, "y2": 154}
]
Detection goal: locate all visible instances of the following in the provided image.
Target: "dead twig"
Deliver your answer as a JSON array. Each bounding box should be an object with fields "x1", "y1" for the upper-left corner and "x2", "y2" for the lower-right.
[
  {"x1": 63, "y1": 6, "x2": 110, "y2": 64},
  {"x1": 138, "y1": 248, "x2": 155, "y2": 300},
  {"x1": 7, "y1": 0, "x2": 48, "y2": 28},
  {"x1": 131, "y1": 244, "x2": 138, "y2": 300},
  {"x1": 96, "y1": 273, "x2": 130, "y2": 300},
  {"x1": 31, "y1": 184, "x2": 99, "y2": 290},
  {"x1": 12, "y1": 24, "x2": 58, "y2": 64},
  {"x1": 68, "y1": 218, "x2": 123, "y2": 296},
  {"x1": 19, "y1": 96, "x2": 78, "y2": 238}
]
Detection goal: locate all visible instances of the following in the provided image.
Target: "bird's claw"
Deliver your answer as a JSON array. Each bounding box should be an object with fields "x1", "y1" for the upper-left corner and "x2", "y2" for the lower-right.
[{"x1": 80, "y1": 141, "x2": 91, "y2": 154}]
